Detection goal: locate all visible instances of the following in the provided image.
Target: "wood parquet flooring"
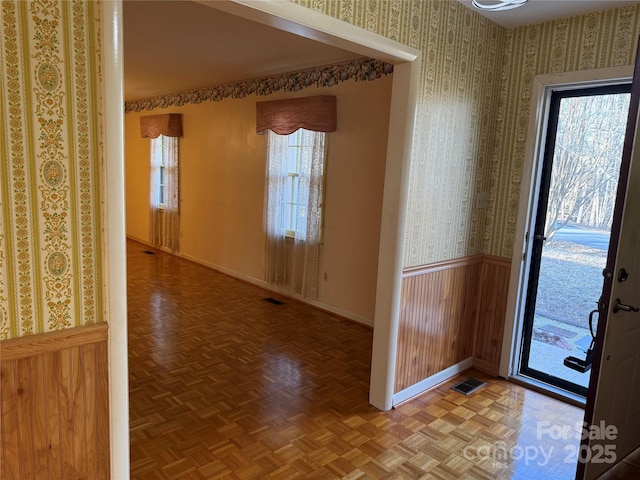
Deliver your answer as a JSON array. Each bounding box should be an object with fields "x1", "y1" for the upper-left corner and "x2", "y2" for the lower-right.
[{"x1": 126, "y1": 240, "x2": 629, "y2": 479}]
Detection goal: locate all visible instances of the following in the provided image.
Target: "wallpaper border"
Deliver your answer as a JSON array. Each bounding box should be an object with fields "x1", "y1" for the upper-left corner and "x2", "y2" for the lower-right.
[{"x1": 124, "y1": 57, "x2": 393, "y2": 113}]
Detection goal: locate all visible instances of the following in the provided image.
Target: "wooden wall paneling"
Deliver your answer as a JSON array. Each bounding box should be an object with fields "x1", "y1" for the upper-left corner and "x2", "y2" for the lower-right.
[
  {"x1": 396, "y1": 255, "x2": 511, "y2": 393},
  {"x1": 0, "y1": 323, "x2": 109, "y2": 479},
  {"x1": 72, "y1": 345, "x2": 88, "y2": 477},
  {"x1": 85, "y1": 343, "x2": 98, "y2": 478},
  {"x1": 1, "y1": 361, "x2": 19, "y2": 479},
  {"x1": 16, "y1": 358, "x2": 35, "y2": 477},
  {"x1": 395, "y1": 258, "x2": 481, "y2": 393},
  {"x1": 474, "y1": 256, "x2": 511, "y2": 375},
  {"x1": 95, "y1": 341, "x2": 110, "y2": 480},
  {"x1": 45, "y1": 351, "x2": 63, "y2": 479},
  {"x1": 59, "y1": 347, "x2": 76, "y2": 478},
  {"x1": 30, "y1": 355, "x2": 49, "y2": 477},
  {"x1": 0, "y1": 374, "x2": 3, "y2": 480},
  {"x1": 84, "y1": 341, "x2": 110, "y2": 479}
]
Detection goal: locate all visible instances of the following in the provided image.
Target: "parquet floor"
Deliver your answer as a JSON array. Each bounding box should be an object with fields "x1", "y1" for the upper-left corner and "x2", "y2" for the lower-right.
[{"x1": 126, "y1": 240, "x2": 635, "y2": 479}]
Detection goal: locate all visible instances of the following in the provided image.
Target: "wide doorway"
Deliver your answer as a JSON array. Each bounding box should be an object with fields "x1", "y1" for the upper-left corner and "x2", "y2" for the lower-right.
[{"x1": 518, "y1": 83, "x2": 631, "y2": 397}]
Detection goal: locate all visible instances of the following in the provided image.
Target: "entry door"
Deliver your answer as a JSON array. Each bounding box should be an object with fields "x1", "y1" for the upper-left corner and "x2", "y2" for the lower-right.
[
  {"x1": 579, "y1": 39, "x2": 640, "y2": 480},
  {"x1": 518, "y1": 84, "x2": 631, "y2": 397}
]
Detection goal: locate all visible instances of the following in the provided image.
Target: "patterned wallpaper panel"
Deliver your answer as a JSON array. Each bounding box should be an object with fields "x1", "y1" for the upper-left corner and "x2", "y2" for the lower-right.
[
  {"x1": 486, "y1": 5, "x2": 640, "y2": 259},
  {"x1": 295, "y1": 0, "x2": 504, "y2": 267},
  {"x1": 297, "y1": 1, "x2": 640, "y2": 266},
  {"x1": 0, "y1": 0, "x2": 103, "y2": 339}
]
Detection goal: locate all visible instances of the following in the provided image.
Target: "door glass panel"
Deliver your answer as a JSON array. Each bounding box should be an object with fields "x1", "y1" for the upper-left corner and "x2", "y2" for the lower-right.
[{"x1": 519, "y1": 86, "x2": 631, "y2": 396}]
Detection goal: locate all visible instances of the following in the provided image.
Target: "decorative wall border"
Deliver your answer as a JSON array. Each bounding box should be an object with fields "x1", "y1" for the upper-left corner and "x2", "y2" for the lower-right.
[{"x1": 124, "y1": 57, "x2": 393, "y2": 113}]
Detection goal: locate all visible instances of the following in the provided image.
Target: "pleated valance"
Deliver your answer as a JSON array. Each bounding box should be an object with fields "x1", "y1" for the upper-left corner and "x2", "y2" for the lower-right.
[
  {"x1": 140, "y1": 113, "x2": 183, "y2": 138},
  {"x1": 256, "y1": 96, "x2": 337, "y2": 135}
]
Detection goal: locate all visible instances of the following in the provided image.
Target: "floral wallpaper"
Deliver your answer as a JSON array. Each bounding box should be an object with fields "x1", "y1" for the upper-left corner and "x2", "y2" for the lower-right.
[
  {"x1": 486, "y1": 5, "x2": 640, "y2": 259},
  {"x1": 2, "y1": 0, "x2": 638, "y2": 341},
  {"x1": 295, "y1": 0, "x2": 504, "y2": 267},
  {"x1": 0, "y1": 0, "x2": 103, "y2": 339},
  {"x1": 296, "y1": 0, "x2": 640, "y2": 266},
  {"x1": 125, "y1": 57, "x2": 393, "y2": 113}
]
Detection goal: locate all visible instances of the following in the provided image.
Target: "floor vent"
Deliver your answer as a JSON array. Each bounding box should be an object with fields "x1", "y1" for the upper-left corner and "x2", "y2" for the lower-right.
[
  {"x1": 142, "y1": 250, "x2": 155, "y2": 255},
  {"x1": 451, "y1": 377, "x2": 485, "y2": 395},
  {"x1": 264, "y1": 297, "x2": 284, "y2": 305}
]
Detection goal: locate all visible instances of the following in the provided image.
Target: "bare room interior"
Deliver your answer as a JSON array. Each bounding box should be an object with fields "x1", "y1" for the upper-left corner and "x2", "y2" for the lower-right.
[{"x1": 2, "y1": 0, "x2": 640, "y2": 479}]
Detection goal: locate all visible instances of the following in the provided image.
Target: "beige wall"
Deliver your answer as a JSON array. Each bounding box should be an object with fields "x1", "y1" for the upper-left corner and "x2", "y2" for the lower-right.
[{"x1": 125, "y1": 75, "x2": 393, "y2": 323}]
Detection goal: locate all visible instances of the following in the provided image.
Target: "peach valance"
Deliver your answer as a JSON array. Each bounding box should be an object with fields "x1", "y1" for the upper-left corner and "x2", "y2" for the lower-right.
[
  {"x1": 140, "y1": 113, "x2": 183, "y2": 138},
  {"x1": 256, "y1": 96, "x2": 337, "y2": 135}
]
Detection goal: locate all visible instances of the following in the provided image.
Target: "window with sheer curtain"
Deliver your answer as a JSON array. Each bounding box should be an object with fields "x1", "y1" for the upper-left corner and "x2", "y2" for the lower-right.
[
  {"x1": 265, "y1": 129, "x2": 326, "y2": 298},
  {"x1": 257, "y1": 95, "x2": 336, "y2": 299},
  {"x1": 149, "y1": 135, "x2": 180, "y2": 252},
  {"x1": 141, "y1": 114, "x2": 182, "y2": 252}
]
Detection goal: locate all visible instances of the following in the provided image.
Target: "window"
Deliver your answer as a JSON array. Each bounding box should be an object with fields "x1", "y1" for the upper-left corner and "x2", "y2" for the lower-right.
[
  {"x1": 153, "y1": 135, "x2": 168, "y2": 208},
  {"x1": 266, "y1": 129, "x2": 326, "y2": 239},
  {"x1": 265, "y1": 128, "x2": 326, "y2": 298},
  {"x1": 149, "y1": 134, "x2": 180, "y2": 251},
  {"x1": 282, "y1": 129, "x2": 325, "y2": 237},
  {"x1": 257, "y1": 95, "x2": 335, "y2": 298}
]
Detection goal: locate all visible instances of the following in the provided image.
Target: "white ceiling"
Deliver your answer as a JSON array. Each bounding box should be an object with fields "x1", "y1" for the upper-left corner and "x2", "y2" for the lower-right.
[
  {"x1": 123, "y1": 1, "x2": 360, "y2": 101},
  {"x1": 124, "y1": 0, "x2": 640, "y2": 102},
  {"x1": 457, "y1": 0, "x2": 639, "y2": 29}
]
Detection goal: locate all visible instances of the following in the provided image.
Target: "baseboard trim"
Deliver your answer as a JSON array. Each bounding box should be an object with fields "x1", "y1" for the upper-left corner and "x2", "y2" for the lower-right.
[
  {"x1": 125, "y1": 236, "x2": 373, "y2": 327},
  {"x1": 126, "y1": 234, "x2": 150, "y2": 246},
  {"x1": 392, "y1": 357, "x2": 474, "y2": 406},
  {"x1": 125, "y1": 239, "x2": 375, "y2": 329}
]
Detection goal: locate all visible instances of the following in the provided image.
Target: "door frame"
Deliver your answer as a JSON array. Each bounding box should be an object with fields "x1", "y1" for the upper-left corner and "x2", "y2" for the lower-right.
[
  {"x1": 518, "y1": 83, "x2": 632, "y2": 398},
  {"x1": 499, "y1": 66, "x2": 634, "y2": 404},
  {"x1": 103, "y1": 0, "x2": 421, "y2": 475}
]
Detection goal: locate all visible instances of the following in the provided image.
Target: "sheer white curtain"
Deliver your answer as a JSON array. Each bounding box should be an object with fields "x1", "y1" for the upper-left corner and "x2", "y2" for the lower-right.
[
  {"x1": 163, "y1": 136, "x2": 180, "y2": 253},
  {"x1": 149, "y1": 137, "x2": 163, "y2": 248},
  {"x1": 265, "y1": 129, "x2": 325, "y2": 298},
  {"x1": 149, "y1": 135, "x2": 180, "y2": 252}
]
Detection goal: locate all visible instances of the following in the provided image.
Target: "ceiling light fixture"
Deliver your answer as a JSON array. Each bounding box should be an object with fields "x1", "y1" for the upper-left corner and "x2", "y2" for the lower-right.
[{"x1": 472, "y1": 0, "x2": 527, "y2": 11}]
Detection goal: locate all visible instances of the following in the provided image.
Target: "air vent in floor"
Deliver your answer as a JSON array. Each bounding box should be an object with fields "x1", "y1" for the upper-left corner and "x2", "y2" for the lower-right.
[
  {"x1": 264, "y1": 297, "x2": 284, "y2": 305},
  {"x1": 451, "y1": 377, "x2": 485, "y2": 395}
]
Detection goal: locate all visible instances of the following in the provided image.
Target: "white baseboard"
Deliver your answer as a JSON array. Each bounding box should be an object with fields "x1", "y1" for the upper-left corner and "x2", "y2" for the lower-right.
[
  {"x1": 124, "y1": 238, "x2": 375, "y2": 328},
  {"x1": 126, "y1": 234, "x2": 150, "y2": 246},
  {"x1": 392, "y1": 357, "x2": 474, "y2": 406}
]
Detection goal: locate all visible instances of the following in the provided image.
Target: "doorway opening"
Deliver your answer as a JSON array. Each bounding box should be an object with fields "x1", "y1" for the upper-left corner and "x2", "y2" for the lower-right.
[{"x1": 518, "y1": 83, "x2": 631, "y2": 397}]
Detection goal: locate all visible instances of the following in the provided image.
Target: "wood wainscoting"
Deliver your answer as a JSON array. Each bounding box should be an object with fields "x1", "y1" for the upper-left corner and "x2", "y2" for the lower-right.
[
  {"x1": 474, "y1": 255, "x2": 512, "y2": 375},
  {"x1": 0, "y1": 323, "x2": 110, "y2": 479},
  {"x1": 395, "y1": 255, "x2": 511, "y2": 394}
]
